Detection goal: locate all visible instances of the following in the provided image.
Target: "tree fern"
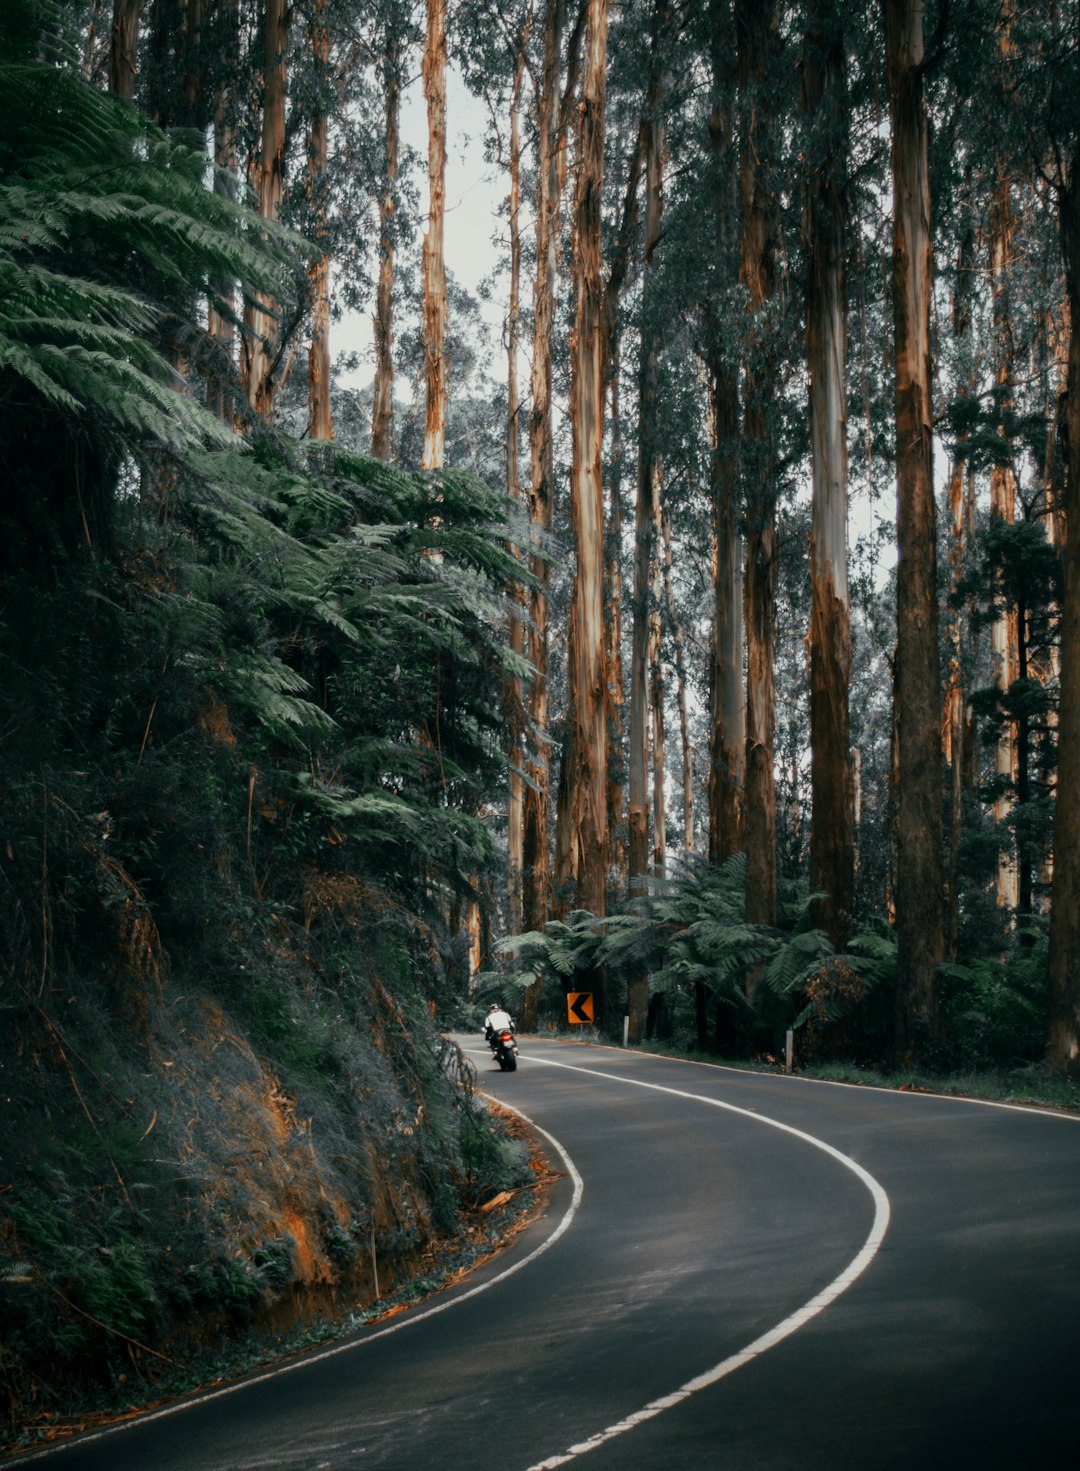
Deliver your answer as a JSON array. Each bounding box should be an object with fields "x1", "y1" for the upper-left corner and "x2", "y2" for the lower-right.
[{"x1": 0, "y1": 60, "x2": 300, "y2": 476}]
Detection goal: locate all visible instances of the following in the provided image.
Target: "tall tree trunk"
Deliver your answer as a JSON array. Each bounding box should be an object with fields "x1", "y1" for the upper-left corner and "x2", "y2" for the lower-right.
[
  {"x1": 803, "y1": 0, "x2": 853, "y2": 951},
  {"x1": 884, "y1": 0, "x2": 944, "y2": 1056},
  {"x1": 306, "y1": 0, "x2": 333, "y2": 443},
  {"x1": 421, "y1": 0, "x2": 448, "y2": 471},
  {"x1": 520, "y1": 0, "x2": 567, "y2": 993},
  {"x1": 989, "y1": 161, "x2": 1019, "y2": 908},
  {"x1": 736, "y1": 0, "x2": 779, "y2": 948},
  {"x1": 625, "y1": 5, "x2": 669, "y2": 1042},
  {"x1": 371, "y1": 15, "x2": 403, "y2": 461},
  {"x1": 561, "y1": 0, "x2": 609, "y2": 948},
  {"x1": 243, "y1": 0, "x2": 289, "y2": 418},
  {"x1": 1047, "y1": 149, "x2": 1080, "y2": 1074},
  {"x1": 606, "y1": 328, "x2": 627, "y2": 894},
  {"x1": 707, "y1": 0, "x2": 743, "y2": 875},
  {"x1": 109, "y1": 0, "x2": 148, "y2": 99},
  {"x1": 506, "y1": 38, "x2": 527, "y2": 941},
  {"x1": 520, "y1": 0, "x2": 581, "y2": 1030}
]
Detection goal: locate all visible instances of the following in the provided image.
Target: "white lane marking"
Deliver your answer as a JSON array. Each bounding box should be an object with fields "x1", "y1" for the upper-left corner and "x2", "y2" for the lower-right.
[
  {"x1": 507, "y1": 1051, "x2": 891, "y2": 1471},
  {"x1": 5, "y1": 1103, "x2": 584, "y2": 1468},
  {"x1": 554, "y1": 1038, "x2": 1080, "y2": 1122}
]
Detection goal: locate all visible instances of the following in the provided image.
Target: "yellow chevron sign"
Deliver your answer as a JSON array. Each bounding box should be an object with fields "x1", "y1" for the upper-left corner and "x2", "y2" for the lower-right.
[{"x1": 567, "y1": 991, "x2": 594, "y2": 1024}]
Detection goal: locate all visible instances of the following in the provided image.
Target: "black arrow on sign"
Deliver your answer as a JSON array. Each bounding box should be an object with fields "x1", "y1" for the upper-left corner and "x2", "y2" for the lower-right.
[{"x1": 568, "y1": 992, "x2": 592, "y2": 1023}]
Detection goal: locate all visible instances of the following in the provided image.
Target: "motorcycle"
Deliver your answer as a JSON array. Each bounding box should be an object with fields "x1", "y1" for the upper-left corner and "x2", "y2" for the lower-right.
[{"x1": 490, "y1": 1028, "x2": 518, "y2": 1072}]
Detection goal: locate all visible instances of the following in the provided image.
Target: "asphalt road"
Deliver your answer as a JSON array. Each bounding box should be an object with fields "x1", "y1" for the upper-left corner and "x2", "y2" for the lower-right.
[{"x1": 9, "y1": 1036, "x2": 1080, "y2": 1470}]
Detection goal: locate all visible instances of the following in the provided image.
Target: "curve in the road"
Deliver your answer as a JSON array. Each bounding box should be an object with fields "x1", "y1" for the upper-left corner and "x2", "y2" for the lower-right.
[
  {"x1": 5, "y1": 1107, "x2": 585, "y2": 1470},
  {"x1": 508, "y1": 1052, "x2": 892, "y2": 1471}
]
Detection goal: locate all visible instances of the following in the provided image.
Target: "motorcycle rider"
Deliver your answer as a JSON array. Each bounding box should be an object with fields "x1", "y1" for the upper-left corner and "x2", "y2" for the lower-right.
[{"x1": 483, "y1": 1001, "x2": 514, "y2": 1052}]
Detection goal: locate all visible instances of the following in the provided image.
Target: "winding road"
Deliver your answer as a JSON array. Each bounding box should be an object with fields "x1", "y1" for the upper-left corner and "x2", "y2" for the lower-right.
[{"x1": 9, "y1": 1036, "x2": 1080, "y2": 1469}]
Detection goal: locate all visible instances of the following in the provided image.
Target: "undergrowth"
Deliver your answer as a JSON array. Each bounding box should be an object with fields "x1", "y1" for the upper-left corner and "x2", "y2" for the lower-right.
[{"x1": 2, "y1": 1084, "x2": 534, "y2": 1457}]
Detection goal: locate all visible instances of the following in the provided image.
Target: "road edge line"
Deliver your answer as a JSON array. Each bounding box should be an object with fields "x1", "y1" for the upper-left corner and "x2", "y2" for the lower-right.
[
  {"x1": 529, "y1": 1035, "x2": 1080, "y2": 1122},
  {"x1": 519, "y1": 1054, "x2": 891, "y2": 1470}
]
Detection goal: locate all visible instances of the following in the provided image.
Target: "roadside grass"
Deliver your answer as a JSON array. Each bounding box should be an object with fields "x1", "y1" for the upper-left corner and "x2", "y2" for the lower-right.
[
  {"x1": 513, "y1": 1020, "x2": 1078, "y2": 1111},
  {"x1": 628, "y1": 1040, "x2": 1080, "y2": 1112}
]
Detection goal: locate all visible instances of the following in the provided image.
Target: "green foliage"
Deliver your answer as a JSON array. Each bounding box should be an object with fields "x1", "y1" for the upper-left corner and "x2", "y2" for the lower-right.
[
  {"x1": 955, "y1": 504, "x2": 1060, "y2": 909},
  {"x1": 494, "y1": 863, "x2": 904, "y2": 1063},
  {"x1": 0, "y1": 63, "x2": 297, "y2": 480},
  {"x1": 622, "y1": 857, "x2": 771, "y2": 1016},
  {"x1": 0, "y1": 46, "x2": 532, "y2": 1438},
  {"x1": 936, "y1": 922, "x2": 1050, "y2": 1070}
]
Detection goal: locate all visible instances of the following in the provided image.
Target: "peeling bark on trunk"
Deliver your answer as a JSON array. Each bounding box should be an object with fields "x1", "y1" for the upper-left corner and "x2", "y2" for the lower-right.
[
  {"x1": 506, "y1": 41, "x2": 527, "y2": 941},
  {"x1": 243, "y1": 0, "x2": 289, "y2": 419},
  {"x1": 736, "y1": 0, "x2": 779, "y2": 948},
  {"x1": 707, "y1": 0, "x2": 743, "y2": 873},
  {"x1": 306, "y1": 0, "x2": 333, "y2": 443},
  {"x1": 421, "y1": 0, "x2": 448, "y2": 471},
  {"x1": 109, "y1": 0, "x2": 148, "y2": 99},
  {"x1": 520, "y1": 0, "x2": 567, "y2": 980},
  {"x1": 561, "y1": 0, "x2": 609, "y2": 943},
  {"x1": 1047, "y1": 150, "x2": 1080, "y2": 1074},
  {"x1": 884, "y1": 0, "x2": 944, "y2": 1056},
  {"x1": 371, "y1": 19, "x2": 402, "y2": 462},
  {"x1": 625, "y1": 1, "x2": 669, "y2": 1042},
  {"x1": 803, "y1": 0, "x2": 853, "y2": 951},
  {"x1": 606, "y1": 329, "x2": 626, "y2": 893}
]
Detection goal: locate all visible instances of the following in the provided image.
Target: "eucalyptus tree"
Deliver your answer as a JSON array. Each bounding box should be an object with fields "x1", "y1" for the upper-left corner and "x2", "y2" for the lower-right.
[
  {"x1": 704, "y1": 0, "x2": 744, "y2": 873},
  {"x1": 941, "y1": 179, "x2": 978, "y2": 960},
  {"x1": 304, "y1": 0, "x2": 333, "y2": 439},
  {"x1": 883, "y1": 0, "x2": 945, "y2": 1055},
  {"x1": 557, "y1": 0, "x2": 611, "y2": 1017},
  {"x1": 370, "y1": 0, "x2": 416, "y2": 460},
  {"x1": 451, "y1": 0, "x2": 536, "y2": 937},
  {"x1": 108, "y1": 0, "x2": 148, "y2": 98},
  {"x1": 511, "y1": 0, "x2": 587, "y2": 1027},
  {"x1": 505, "y1": 23, "x2": 530, "y2": 938},
  {"x1": 736, "y1": 0, "x2": 783, "y2": 948},
  {"x1": 242, "y1": 0, "x2": 291, "y2": 415},
  {"x1": 802, "y1": 0, "x2": 854, "y2": 951},
  {"x1": 421, "y1": 0, "x2": 448, "y2": 469},
  {"x1": 625, "y1": 0, "x2": 675, "y2": 1038}
]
